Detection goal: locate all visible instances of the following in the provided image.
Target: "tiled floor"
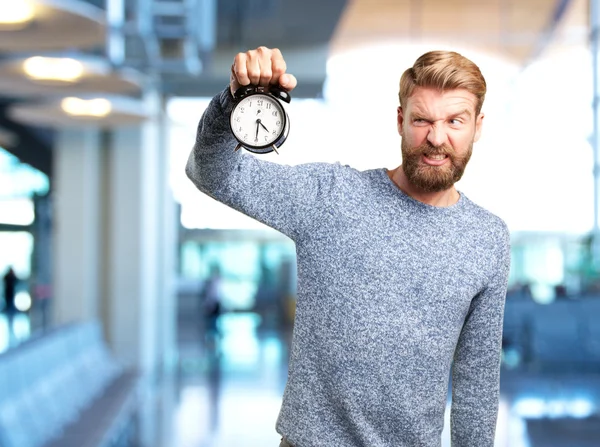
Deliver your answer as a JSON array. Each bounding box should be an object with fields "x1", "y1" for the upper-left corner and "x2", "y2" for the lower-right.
[
  {"x1": 145, "y1": 312, "x2": 290, "y2": 447},
  {"x1": 144, "y1": 311, "x2": 600, "y2": 447}
]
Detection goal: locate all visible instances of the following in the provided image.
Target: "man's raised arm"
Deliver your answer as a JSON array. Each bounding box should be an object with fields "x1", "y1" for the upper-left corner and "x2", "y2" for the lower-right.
[{"x1": 185, "y1": 47, "x2": 336, "y2": 240}]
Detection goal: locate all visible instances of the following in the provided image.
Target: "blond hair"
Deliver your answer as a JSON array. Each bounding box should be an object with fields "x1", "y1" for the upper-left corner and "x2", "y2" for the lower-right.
[{"x1": 399, "y1": 51, "x2": 487, "y2": 115}]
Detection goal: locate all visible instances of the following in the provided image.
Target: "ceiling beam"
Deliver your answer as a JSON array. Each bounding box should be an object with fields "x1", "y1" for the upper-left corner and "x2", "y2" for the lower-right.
[{"x1": 0, "y1": 223, "x2": 31, "y2": 232}]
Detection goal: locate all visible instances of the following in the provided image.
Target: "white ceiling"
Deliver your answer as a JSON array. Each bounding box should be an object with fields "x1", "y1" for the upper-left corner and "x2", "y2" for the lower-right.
[
  {"x1": 331, "y1": 0, "x2": 588, "y2": 65},
  {"x1": 0, "y1": 57, "x2": 143, "y2": 97},
  {"x1": 0, "y1": 0, "x2": 105, "y2": 52},
  {"x1": 8, "y1": 95, "x2": 150, "y2": 128}
]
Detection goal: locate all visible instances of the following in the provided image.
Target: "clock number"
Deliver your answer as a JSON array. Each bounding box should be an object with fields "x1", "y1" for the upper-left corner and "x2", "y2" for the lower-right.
[
  {"x1": 276, "y1": 121, "x2": 281, "y2": 125},
  {"x1": 243, "y1": 134, "x2": 248, "y2": 140},
  {"x1": 272, "y1": 111, "x2": 278, "y2": 117},
  {"x1": 264, "y1": 136, "x2": 268, "y2": 142},
  {"x1": 257, "y1": 100, "x2": 263, "y2": 106},
  {"x1": 238, "y1": 126, "x2": 242, "y2": 132},
  {"x1": 240, "y1": 107, "x2": 245, "y2": 113},
  {"x1": 272, "y1": 130, "x2": 277, "y2": 135},
  {"x1": 266, "y1": 103, "x2": 272, "y2": 110},
  {"x1": 236, "y1": 117, "x2": 241, "y2": 122}
]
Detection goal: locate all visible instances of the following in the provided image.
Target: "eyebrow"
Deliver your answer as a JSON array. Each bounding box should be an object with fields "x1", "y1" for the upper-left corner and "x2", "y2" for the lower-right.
[
  {"x1": 411, "y1": 108, "x2": 473, "y2": 121},
  {"x1": 449, "y1": 109, "x2": 473, "y2": 119}
]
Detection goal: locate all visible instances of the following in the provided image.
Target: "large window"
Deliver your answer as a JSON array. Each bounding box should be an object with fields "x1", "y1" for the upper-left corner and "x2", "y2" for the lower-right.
[
  {"x1": 0, "y1": 147, "x2": 49, "y2": 202},
  {"x1": 168, "y1": 41, "x2": 596, "y2": 298},
  {"x1": 180, "y1": 237, "x2": 296, "y2": 311},
  {"x1": 0, "y1": 147, "x2": 48, "y2": 279}
]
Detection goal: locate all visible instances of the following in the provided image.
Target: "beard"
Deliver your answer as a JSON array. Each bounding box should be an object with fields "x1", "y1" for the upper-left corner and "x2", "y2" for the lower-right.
[{"x1": 401, "y1": 139, "x2": 473, "y2": 193}]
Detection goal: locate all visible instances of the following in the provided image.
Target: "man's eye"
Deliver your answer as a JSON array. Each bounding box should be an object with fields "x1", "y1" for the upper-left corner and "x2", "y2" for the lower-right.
[
  {"x1": 413, "y1": 119, "x2": 427, "y2": 124},
  {"x1": 449, "y1": 119, "x2": 462, "y2": 125}
]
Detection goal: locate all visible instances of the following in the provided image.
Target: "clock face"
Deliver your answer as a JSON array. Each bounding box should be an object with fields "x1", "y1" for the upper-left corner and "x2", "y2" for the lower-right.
[{"x1": 230, "y1": 93, "x2": 286, "y2": 148}]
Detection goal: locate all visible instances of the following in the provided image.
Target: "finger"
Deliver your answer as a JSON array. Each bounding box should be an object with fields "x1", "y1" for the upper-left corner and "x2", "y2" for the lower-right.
[
  {"x1": 270, "y1": 48, "x2": 286, "y2": 85},
  {"x1": 232, "y1": 53, "x2": 250, "y2": 87},
  {"x1": 245, "y1": 50, "x2": 262, "y2": 86},
  {"x1": 257, "y1": 46, "x2": 273, "y2": 87},
  {"x1": 230, "y1": 64, "x2": 239, "y2": 96},
  {"x1": 279, "y1": 73, "x2": 297, "y2": 92}
]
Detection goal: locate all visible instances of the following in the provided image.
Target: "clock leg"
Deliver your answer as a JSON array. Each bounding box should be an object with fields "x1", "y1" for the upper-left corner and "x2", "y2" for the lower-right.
[
  {"x1": 235, "y1": 143, "x2": 243, "y2": 152},
  {"x1": 271, "y1": 144, "x2": 279, "y2": 154}
]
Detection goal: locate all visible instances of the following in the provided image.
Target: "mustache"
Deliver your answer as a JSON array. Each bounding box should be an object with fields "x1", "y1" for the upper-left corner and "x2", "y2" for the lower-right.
[{"x1": 405, "y1": 142, "x2": 456, "y2": 157}]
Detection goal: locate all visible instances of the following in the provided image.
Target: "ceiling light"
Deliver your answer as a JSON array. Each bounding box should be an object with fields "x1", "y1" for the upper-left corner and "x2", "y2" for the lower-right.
[
  {"x1": 23, "y1": 57, "x2": 84, "y2": 83},
  {"x1": 0, "y1": 0, "x2": 35, "y2": 30},
  {"x1": 61, "y1": 97, "x2": 112, "y2": 118}
]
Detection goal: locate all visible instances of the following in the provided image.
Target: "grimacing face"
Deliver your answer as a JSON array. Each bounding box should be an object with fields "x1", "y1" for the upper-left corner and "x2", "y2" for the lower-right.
[{"x1": 398, "y1": 87, "x2": 484, "y2": 193}]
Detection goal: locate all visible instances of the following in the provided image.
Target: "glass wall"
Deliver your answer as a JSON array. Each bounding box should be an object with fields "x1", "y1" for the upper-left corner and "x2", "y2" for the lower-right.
[
  {"x1": 0, "y1": 146, "x2": 50, "y2": 345},
  {"x1": 168, "y1": 43, "x2": 599, "y2": 301},
  {"x1": 180, "y1": 235, "x2": 296, "y2": 312},
  {"x1": 0, "y1": 147, "x2": 48, "y2": 271}
]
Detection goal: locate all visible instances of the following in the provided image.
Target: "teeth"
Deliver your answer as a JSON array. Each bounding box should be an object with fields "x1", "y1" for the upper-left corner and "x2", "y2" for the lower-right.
[{"x1": 426, "y1": 154, "x2": 447, "y2": 160}]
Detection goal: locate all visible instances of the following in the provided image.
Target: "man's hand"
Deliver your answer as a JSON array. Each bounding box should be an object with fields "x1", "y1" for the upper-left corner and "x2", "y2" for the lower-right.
[{"x1": 230, "y1": 46, "x2": 297, "y2": 97}]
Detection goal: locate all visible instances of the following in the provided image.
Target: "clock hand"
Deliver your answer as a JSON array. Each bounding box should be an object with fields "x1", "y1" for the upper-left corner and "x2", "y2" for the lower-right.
[
  {"x1": 255, "y1": 120, "x2": 259, "y2": 139},
  {"x1": 259, "y1": 122, "x2": 269, "y2": 133}
]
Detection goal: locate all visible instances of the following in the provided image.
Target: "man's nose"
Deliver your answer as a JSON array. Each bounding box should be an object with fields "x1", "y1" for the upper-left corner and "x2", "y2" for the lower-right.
[{"x1": 427, "y1": 125, "x2": 448, "y2": 147}]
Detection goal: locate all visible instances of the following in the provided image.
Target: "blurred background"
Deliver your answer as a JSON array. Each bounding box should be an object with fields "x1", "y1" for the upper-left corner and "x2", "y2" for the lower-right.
[{"x1": 0, "y1": 0, "x2": 599, "y2": 446}]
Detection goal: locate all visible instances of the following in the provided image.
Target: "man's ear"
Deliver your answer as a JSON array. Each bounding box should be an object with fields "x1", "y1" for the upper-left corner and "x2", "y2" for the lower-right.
[
  {"x1": 474, "y1": 113, "x2": 484, "y2": 142},
  {"x1": 397, "y1": 107, "x2": 404, "y2": 136}
]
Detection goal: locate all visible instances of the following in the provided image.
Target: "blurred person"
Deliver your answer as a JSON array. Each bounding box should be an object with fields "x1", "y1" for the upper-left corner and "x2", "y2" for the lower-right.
[
  {"x1": 2, "y1": 267, "x2": 18, "y2": 315},
  {"x1": 198, "y1": 264, "x2": 224, "y2": 432},
  {"x1": 2, "y1": 267, "x2": 19, "y2": 337},
  {"x1": 186, "y1": 47, "x2": 510, "y2": 447},
  {"x1": 253, "y1": 257, "x2": 281, "y2": 331},
  {"x1": 199, "y1": 264, "x2": 223, "y2": 342}
]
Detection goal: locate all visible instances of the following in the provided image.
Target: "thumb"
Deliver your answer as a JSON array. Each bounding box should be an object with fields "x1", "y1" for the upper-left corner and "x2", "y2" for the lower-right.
[{"x1": 279, "y1": 73, "x2": 297, "y2": 91}]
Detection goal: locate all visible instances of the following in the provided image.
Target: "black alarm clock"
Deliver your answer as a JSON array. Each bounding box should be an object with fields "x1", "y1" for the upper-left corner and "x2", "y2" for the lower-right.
[{"x1": 229, "y1": 85, "x2": 291, "y2": 154}]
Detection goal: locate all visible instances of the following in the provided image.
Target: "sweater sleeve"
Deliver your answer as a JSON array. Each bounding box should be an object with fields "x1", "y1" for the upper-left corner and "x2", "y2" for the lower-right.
[
  {"x1": 450, "y1": 225, "x2": 511, "y2": 446},
  {"x1": 185, "y1": 88, "x2": 338, "y2": 241}
]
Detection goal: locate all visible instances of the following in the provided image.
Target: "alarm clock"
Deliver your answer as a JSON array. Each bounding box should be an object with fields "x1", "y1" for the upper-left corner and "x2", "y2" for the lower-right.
[{"x1": 229, "y1": 85, "x2": 291, "y2": 154}]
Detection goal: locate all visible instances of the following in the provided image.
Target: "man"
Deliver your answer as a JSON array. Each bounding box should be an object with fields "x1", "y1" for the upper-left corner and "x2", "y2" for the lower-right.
[
  {"x1": 2, "y1": 267, "x2": 17, "y2": 315},
  {"x1": 186, "y1": 47, "x2": 510, "y2": 447}
]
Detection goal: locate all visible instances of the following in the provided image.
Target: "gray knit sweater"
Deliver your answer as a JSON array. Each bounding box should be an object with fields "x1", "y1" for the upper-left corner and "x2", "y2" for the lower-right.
[{"x1": 186, "y1": 89, "x2": 511, "y2": 447}]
